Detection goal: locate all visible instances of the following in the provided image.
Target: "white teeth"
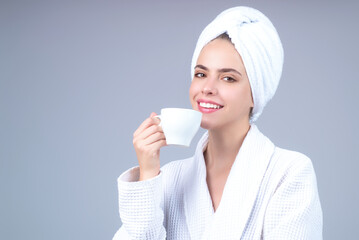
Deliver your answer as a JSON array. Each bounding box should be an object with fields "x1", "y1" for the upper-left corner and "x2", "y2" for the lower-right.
[{"x1": 199, "y1": 102, "x2": 221, "y2": 109}]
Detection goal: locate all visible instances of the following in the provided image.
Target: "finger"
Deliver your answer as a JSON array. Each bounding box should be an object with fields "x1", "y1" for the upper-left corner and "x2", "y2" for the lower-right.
[
  {"x1": 151, "y1": 115, "x2": 161, "y2": 125},
  {"x1": 135, "y1": 124, "x2": 163, "y2": 142},
  {"x1": 133, "y1": 113, "x2": 158, "y2": 137},
  {"x1": 142, "y1": 131, "x2": 166, "y2": 146},
  {"x1": 149, "y1": 139, "x2": 168, "y2": 150}
]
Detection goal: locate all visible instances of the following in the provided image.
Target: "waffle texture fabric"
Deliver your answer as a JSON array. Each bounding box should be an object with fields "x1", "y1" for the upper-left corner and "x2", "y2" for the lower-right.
[
  {"x1": 191, "y1": 6, "x2": 284, "y2": 122},
  {"x1": 113, "y1": 125, "x2": 323, "y2": 239}
]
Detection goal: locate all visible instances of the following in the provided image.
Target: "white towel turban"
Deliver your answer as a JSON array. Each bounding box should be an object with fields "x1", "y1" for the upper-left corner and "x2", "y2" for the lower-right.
[{"x1": 191, "y1": 6, "x2": 284, "y2": 122}]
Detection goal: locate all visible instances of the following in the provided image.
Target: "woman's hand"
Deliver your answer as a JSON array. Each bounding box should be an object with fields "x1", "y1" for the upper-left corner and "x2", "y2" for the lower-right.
[{"x1": 133, "y1": 112, "x2": 167, "y2": 181}]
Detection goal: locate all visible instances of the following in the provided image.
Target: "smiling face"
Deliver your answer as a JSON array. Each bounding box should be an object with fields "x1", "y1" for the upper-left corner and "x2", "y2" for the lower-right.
[{"x1": 189, "y1": 37, "x2": 254, "y2": 131}]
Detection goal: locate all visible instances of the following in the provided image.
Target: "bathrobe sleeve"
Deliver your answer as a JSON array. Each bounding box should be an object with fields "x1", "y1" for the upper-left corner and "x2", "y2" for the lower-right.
[
  {"x1": 112, "y1": 166, "x2": 166, "y2": 240},
  {"x1": 263, "y1": 154, "x2": 323, "y2": 240}
]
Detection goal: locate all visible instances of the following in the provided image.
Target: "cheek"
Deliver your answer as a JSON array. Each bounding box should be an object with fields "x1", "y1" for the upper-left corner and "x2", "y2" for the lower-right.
[
  {"x1": 189, "y1": 81, "x2": 200, "y2": 100},
  {"x1": 189, "y1": 81, "x2": 201, "y2": 109},
  {"x1": 244, "y1": 83, "x2": 254, "y2": 107},
  {"x1": 227, "y1": 86, "x2": 253, "y2": 109},
  {"x1": 237, "y1": 87, "x2": 254, "y2": 111}
]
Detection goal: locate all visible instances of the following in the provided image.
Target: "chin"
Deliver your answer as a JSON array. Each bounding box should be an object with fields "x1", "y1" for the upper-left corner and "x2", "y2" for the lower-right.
[
  {"x1": 200, "y1": 119, "x2": 219, "y2": 130},
  {"x1": 200, "y1": 123, "x2": 209, "y2": 130},
  {"x1": 200, "y1": 119, "x2": 210, "y2": 129}
]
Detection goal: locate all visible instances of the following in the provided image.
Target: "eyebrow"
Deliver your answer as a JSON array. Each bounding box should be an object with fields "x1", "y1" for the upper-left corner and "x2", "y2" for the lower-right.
[{"x1": 194, "y1": 64, "x2": 242, "y2": 76}]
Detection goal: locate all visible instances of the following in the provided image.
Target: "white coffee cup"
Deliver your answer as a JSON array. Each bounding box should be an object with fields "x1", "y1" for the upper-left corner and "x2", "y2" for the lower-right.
[{"x1": 155, "y1": 108, "x2": 202, "y2": 147}]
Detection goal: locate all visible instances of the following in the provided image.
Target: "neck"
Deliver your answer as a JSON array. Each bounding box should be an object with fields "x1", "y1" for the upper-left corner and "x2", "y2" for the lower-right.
[{"x1": 204, "y1": 121, "x2": 251, "y2": 171}]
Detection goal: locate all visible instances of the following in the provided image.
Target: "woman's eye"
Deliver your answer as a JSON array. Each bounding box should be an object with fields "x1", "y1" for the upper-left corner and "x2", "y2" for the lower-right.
[
  {"x1": 195, "y1": 73, "x2": 205, "y2": 78},
  {"x1": 223, "y1": 76, "x2": 236, "y2": 82}
]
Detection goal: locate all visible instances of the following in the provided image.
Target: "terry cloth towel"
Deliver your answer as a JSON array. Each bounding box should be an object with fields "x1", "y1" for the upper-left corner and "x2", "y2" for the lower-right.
[{"x1": 191, "y1": 6, "x2": 284, "y2": 122}]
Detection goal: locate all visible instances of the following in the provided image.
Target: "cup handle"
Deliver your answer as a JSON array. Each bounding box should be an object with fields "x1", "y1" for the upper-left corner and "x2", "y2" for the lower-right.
[{"x1": 153, "y1": 115, "x2": 162, "y2": 126}]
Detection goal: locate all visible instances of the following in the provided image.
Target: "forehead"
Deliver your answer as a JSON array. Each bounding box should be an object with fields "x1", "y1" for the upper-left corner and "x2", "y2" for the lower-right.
[{"x1": 196, "y1": 38, "x2": 245, "y2": 71}]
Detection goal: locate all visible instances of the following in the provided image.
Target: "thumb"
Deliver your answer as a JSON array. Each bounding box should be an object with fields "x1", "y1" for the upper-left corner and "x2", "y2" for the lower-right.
[{"x1": 150, "y1": 112, "x2": 161, "y2": 125}]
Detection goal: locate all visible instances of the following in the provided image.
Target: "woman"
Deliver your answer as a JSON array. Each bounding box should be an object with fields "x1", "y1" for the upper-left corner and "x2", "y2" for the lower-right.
[{"x1": 113, "y1": 6, "x2": 323, "y2": 240}]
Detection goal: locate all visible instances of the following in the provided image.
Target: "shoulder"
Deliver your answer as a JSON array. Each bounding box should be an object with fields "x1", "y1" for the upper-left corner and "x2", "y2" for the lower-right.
[
  {"x1": 160, "y1": 157, "x2": 194, "y2": 183},
  {"x1": 161, "y1": 157, "x2": 192, "y2": 171},
  {"x1": 253, "y1": 125, "x2": 319, "y2": 189},
  {"x1": 253, "y1": 125, "x2": 314, "y2": 171},
  {"x1": 268, "y1": 146, "x2": 319, "y2": 195},
  {"x1": 263, "y1": 147, "x2": 323, "y2": 238},
  {"x1": 272, "y1": 147, "x2": 316, "y2": 174},
  {"x1": 161, "y1": 157, "x2": 194, "y2": 175}
]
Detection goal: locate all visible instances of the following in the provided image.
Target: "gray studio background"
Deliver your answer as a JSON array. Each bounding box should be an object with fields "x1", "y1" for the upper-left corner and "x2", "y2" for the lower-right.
[{"x1": 1, "y1": 0, "x2": 358, "y2": 239}]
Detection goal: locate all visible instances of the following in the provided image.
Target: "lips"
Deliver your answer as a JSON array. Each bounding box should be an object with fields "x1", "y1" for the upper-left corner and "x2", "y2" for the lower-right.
[{"x1": 197, "y1": 99, "x2": 223, "y2": 113}]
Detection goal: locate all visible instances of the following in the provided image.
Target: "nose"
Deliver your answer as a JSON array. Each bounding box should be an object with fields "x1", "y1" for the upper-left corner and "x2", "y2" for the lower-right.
[{"x1": 202, "y1": 78, "x2": 218, "y2": 95}]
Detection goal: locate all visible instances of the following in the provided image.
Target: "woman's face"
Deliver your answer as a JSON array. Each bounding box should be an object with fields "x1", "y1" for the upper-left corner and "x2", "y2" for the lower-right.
[{"x1": 189, "y1": 38, "x2": 253, "y2": 131}]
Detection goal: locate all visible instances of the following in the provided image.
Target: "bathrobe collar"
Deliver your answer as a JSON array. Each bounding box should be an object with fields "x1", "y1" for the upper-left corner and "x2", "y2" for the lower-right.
[{"x1": 183, "y1": 124, "x2": 275, "y2": 239}]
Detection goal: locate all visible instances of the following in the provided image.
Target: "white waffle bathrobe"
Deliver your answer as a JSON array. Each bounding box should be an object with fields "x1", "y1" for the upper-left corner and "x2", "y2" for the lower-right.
[{"x1": 113, "y1": 125, "x2": 323, "y2": 239}]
